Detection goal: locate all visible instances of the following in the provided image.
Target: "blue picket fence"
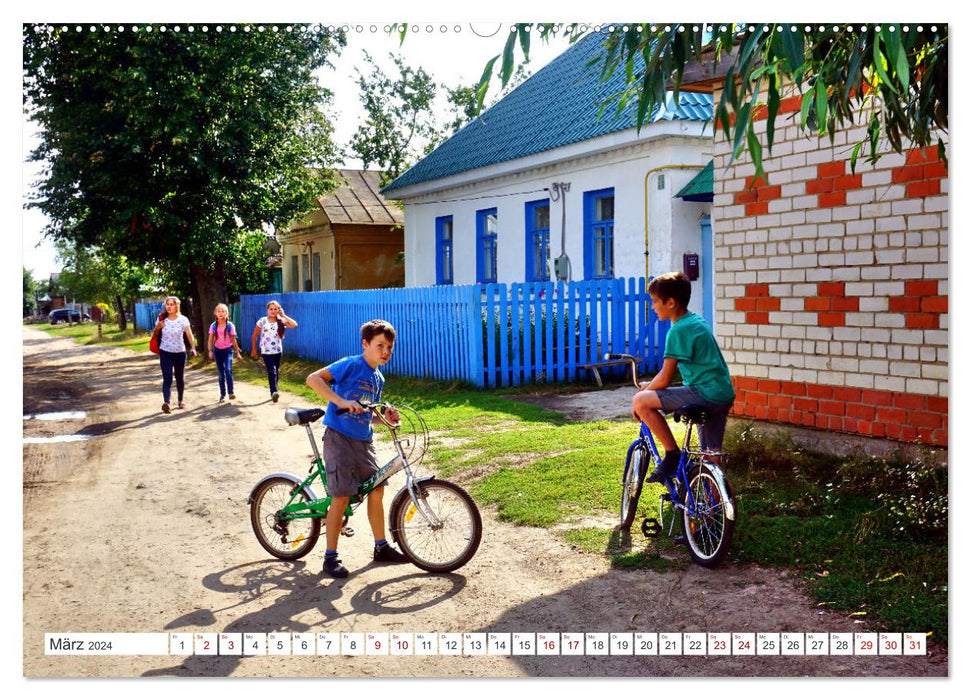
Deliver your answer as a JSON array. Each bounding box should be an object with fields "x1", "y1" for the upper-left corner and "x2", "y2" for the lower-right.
[
  {"x1": 234, "y1": 278, "x2": 667, "y2": 388},
  {"x1": 135, "y1": 301, "x2": 165, "y2": 330}
]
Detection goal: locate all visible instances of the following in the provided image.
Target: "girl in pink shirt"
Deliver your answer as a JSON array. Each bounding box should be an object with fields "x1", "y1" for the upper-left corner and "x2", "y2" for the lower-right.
[{"x1": 208, "y1": 303, "x2": 243, "y2": 401}]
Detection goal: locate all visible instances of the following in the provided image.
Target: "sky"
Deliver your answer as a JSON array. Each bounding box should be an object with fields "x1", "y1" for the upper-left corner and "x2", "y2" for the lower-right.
[{"x1": 20, "y1": 22, "x2": 569, "y2": 280}]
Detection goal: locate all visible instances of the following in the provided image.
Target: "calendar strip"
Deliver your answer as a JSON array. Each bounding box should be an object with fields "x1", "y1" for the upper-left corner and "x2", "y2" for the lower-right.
[{"x1": 45, "y1": 632, "x2": 928, "y2": 656}]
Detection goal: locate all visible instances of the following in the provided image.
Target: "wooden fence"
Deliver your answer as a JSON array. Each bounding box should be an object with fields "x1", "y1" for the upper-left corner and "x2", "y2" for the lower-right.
[{"x1": 139, "y1": 278, "x2": 667, "y2": 388}]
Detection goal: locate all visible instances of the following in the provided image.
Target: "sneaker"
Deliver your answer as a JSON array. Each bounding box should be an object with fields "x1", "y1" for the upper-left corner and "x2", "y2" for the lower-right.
[
  {"x1": 373, "y1": 542, "x2": 410, "y2": 564},
  {"x1": 271, "y1": 392, "x2": 280, "y2": 403},
  {"x1": 229, "y1": 394, "x2": 236, "y2": 400},
  {"x1": 322, "y1": 556, "x2": 349, "y2": 579},
  {"x1": 645, "y1": 449, "x2": 680, "y2": 483},
  {"x1": 161, "y1": 403, "x2": 171, "y2": 414}
]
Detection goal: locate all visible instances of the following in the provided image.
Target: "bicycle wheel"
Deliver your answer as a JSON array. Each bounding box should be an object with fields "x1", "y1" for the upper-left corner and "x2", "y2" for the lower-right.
[
  {"x1": 620, "y1": 445, "x2": 648, "y2": 529},
  {"x1": 681, "y1": 464, "x2": 735, "y2": 567},
  {"x1": 391, "y1": 479, "x2": 482, "y2": 573},
  {"x1": 250, "y1": 477, "x2": 321, "y2": 560}
]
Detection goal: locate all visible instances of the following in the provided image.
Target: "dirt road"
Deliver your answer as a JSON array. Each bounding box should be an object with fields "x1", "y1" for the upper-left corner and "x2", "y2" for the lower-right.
[{"x1": 21, "y1": 326, "x2": 946, "y2": 677}]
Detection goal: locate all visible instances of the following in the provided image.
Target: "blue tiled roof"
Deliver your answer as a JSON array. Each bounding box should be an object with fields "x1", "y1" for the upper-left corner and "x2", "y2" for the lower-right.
[{"x1": 382, "y1": 31, "x2": 713, "y2": 195}]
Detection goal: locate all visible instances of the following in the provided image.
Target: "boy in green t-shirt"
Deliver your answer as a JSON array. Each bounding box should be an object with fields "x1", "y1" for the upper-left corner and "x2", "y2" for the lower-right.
[{"x1": 632, "y1": 271, "x2": 736, "y2": 482}]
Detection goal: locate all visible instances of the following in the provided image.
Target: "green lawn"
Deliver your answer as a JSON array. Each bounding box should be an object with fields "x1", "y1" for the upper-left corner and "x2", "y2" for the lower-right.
[{"x1": 31, "y1": 319, "x2": 948, "y2": 645}]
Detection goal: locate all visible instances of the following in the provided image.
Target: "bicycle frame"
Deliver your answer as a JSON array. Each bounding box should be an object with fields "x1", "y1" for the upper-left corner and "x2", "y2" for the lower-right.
[
  {"x1": 612, "y1": 352, "x2": 734, "y2": 532},
  {"x1": 265, "y1": 405, "x2": 442, "y2": 529}
]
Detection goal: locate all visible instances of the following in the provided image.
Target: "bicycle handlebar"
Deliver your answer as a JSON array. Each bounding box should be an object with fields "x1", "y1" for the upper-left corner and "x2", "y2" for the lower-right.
[
  {"x1": 335, "y1": 399, "x2": 401, "y2": 429},
  {"x1": 603, "y1": 353, "x2": 642, "y2": 389}
]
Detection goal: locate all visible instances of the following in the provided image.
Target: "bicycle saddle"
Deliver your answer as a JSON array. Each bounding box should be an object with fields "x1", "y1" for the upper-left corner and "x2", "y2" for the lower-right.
[
  {"x1": 674, "y1": 404, "x2": 709, "y2": 424},
  {"x1": 284, "y1": 407, "x2": 325, "y2": 426}
]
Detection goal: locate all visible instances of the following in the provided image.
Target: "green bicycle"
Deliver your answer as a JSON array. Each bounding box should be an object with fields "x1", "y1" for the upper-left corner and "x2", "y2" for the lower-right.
[{"x1": 248, "y1": 400, "x2": 482, "y2": 573}]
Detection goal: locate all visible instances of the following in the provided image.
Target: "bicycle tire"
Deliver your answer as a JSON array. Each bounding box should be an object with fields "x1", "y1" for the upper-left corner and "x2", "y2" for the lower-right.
[
  {"x1": 620, "y1": 445, "x2": 648, "y2": 529},
  {"x1": 390, "y1": 479, "x2": 482, "y2": 573},
  {"x1": 681, "y1": 463, "x2": 735, "y2": 567},
  {"x1": 250, "y1": 477, "x2": 321, "y2": 560}
]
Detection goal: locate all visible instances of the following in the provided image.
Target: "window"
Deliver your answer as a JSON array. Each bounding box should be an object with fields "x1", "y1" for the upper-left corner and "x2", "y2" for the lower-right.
[
  {"x1": 435, "y1": 215, "x2": 454, "y2": 285},
  {"x1": 476, "y1": 208, "x2": 498, "y2": 284},
  {"x1": 525, "y1": 199, "x2": 551, "y2": 282},
  {"x1": 583, "y1": 188, "x2": 615, "y2": 279},
  {"x1": 312, "y1": 252, "x2": 321, "y2": 291},
  {"x1": 290, "y1": 255, "x2": 299, "y2": 292},
  {"x1": 301, "y1": 253, "x2": 311, "y2": 291}
]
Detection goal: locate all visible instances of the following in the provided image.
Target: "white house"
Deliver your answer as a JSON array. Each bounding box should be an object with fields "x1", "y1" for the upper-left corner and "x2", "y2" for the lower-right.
[{"x1": 382, "y1": 30, "x2": 715, "y2": 320}]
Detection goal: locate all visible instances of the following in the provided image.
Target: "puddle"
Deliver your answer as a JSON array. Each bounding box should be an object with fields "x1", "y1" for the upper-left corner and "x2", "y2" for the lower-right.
[
  {"x1": 23, "y1": 411, "x2": 87, "y2": 421},
  {"x1": 23, "y1": 435, "x2": 92, "y2": 444}
]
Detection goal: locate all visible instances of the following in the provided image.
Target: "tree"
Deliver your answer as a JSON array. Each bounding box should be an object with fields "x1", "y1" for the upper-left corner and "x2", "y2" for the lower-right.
[
  {"x1": 23, "y1": 23, "x2": 345, "y2": 346},
  {"x1": 23, "y1": 268, "x2": 37, "y2": 317},
  {"x1": 441, "y1": 61, "x2": 533, "y2": 136},
  {"x1": 54, "y1": 241, "x2": 149, "y2": 330},
  {"x1": 348, "y1": 51, "x2": 440, "y2": 185},
  {"x1": 470, "y1": 23, "x2": 947, "y2": 182}
]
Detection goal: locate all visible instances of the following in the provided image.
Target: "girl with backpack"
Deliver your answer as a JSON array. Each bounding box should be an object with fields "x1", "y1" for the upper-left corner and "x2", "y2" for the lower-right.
[{"x1": 208, "y1": 303, "x2": 243, "y2": 401}]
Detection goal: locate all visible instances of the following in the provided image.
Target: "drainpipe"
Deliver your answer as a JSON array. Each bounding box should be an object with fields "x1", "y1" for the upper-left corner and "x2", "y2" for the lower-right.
[{"x1": 643, "y1": 164, "x2": 706, "y2": 281}]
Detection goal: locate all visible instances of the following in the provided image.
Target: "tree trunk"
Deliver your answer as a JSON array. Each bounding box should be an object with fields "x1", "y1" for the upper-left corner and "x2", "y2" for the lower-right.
[
  {"x1": 115, "y1": 294, "x2": 127, "y2": 331},
  {"x1": 190, "y1": 260, "x2": 229, "y2": 365}
]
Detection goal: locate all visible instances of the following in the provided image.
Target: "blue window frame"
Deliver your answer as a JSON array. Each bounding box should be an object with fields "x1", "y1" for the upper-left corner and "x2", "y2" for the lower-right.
[
  {"x1": 583, "y1": 188, "x2": 615, "y2": 279},
  {"x1": 476, "y1": 208, "x2": 498, "y2": 284},
  {"x1": 525, "y1": 199, "x2": 551, "y2": 282},
  {"x1": 435, "y1": 215, "x2": 454, "y2": 285}
]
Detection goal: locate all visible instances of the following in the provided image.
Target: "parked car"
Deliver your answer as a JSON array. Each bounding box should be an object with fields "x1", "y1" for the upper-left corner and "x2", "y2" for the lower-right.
[{"x1": 49, "y1": 309, "x2": 89, "y2": 325}]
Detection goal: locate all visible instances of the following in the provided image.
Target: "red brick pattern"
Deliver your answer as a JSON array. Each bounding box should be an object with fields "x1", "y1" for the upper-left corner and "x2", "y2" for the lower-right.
[
  {"x1": 734, "y1": 175, "x2": 781, "y2": 216},
  {"x1": 805, "y1": 161, "x2": 864, "y2": 207},
  {"x1": 734, "y1": 283, "x2": 778, "y2": 324},
  {"x1": 893, "y1": 146, "x2": 947, "y2": 198},
  {"x1": 889, "y1": 280, "x2": 947, "y2": 329},
  {"x1": 804, "y1": 282, "x2": 859, "y2": 327},
  {"x1": 731, "y1": 377, "x2": 948, "y2": 446}
]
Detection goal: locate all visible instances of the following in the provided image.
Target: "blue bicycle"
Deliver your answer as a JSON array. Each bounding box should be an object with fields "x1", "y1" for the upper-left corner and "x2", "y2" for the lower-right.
[{"x1": 606, "y1": 353, "x2": 736, "y2": 567}]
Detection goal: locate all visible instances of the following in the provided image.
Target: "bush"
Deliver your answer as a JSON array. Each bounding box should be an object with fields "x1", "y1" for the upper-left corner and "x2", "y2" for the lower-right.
[{"x1": 95, "y1": 302, "x2": 114, "y2": 323}]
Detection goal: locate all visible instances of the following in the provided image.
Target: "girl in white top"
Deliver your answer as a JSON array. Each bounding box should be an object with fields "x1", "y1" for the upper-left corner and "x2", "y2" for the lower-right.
[
  {"x1": 250, "y1": 300, "x2": 297, "y2": 402},
  {"x1": 152, "y1": 295, "x2": 197, "y2": 413}
]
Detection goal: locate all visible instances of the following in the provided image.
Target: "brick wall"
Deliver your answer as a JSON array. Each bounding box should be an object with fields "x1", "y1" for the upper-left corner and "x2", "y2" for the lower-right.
[{"x1": 713, "y1": 89, "x2": 948, "y2": 446}]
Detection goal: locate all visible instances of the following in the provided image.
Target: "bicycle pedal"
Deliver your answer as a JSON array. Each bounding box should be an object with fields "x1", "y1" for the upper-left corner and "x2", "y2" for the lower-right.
[
  {"x1": 640, "y1": 518, "x2": 663, "y2": 538},
  {"x1": 341, "y1": 526, "x2": 355, "y2": 537}
]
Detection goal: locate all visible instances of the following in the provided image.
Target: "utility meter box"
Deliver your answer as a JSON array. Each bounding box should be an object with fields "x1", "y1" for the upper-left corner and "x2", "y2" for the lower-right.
[{"x1": 683, "y1": 252, "x2": 700, "y2": 281}]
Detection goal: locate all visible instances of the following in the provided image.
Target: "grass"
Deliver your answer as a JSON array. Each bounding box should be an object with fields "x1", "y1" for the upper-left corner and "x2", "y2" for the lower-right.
[{"x1": 33, "y1": 319, "x2": 948, "y2": 645}]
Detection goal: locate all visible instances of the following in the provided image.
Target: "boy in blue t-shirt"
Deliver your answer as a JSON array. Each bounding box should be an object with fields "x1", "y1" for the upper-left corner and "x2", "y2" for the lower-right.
[
  {"x1": 306, "y1": 319, "x2": 408, "y2": 579},
  {"x1": 632, "y1": 272, "x2": 736, "y2": 482}
]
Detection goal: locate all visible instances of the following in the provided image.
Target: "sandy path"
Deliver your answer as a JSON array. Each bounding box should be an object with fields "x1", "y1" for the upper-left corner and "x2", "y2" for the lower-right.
[{"x1": 21, "y1": 326, "x2": 945, "y2": 677}]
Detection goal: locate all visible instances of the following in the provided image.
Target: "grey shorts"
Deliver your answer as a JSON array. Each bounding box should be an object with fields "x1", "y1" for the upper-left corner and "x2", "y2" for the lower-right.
[
  {"x1": 654, "y1": 385, "x2": 734, "y2": 451},
  {"x1": 322, "y1": 428, "x2": 379, "y2": 497}
]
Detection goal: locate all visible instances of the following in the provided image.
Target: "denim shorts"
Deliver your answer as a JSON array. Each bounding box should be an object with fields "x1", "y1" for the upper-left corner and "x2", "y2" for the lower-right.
[
  {"x1": 322, "y1": 428, "x2": 379, "y2": 497},
  {"x1": 654, "y1": 385, "x2": 734, "y2": 451}
]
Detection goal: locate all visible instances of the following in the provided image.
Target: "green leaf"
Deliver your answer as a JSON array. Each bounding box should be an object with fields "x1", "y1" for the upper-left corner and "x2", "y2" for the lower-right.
[
  {"x1": 517, "y1": 25, "x2": 531, "y2": 60},
  {"x1": 500, "y1": 31, "x2": 517, "y2": 87},
  {"x1": 747, "y1": 124, "x2": 764, "y2": 181},
  {"x1": 814, "y1": 78, "x2": 827, "y2": 134},
  {"x1": 780, "y1": 24, "x2": 805, "y2": 72},
  {"x1": 850, "y1": 141, "x2": 863, "y2": 173},
  {"x1": 766, "y1": 72, "x2": 780, "y2": 150},
  {"x1": 800, "y1": 85, "x2": 814, "y2": 130},
  {"x1": 872, "y1": 34, "x2": 898, "y2": 95},
  {"x1": 476, "y1": 55, "x2": 500, "y2": 108},
  {"x1": 733, "y1": 102, "x2": 751, "y2": 157}
]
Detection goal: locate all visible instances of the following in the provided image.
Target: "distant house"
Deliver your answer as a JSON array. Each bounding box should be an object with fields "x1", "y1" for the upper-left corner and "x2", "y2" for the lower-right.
[
  {"x1": 381, "y1": 31, "x2": 715, "y2": 321},
  {"x1": 277, "y1": 169, "x2": 404, "y2": 291}
]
